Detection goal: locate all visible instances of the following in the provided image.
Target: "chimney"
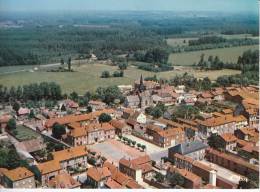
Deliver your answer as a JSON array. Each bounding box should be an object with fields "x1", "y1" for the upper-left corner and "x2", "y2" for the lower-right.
[{"x1": 209, "y1": 170, "x2": 217, "y2": 186}]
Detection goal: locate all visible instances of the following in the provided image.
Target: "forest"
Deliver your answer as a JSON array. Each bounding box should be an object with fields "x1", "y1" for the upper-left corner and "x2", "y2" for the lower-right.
[{"x1": 0, "y1": 11, "x2": 258, "y2": 67}]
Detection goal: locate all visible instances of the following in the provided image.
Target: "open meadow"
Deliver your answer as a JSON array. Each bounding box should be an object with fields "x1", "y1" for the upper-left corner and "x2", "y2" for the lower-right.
[
  {"x1": 0, "y1": 63, "x2": 241, "y2": 94},
  {"x1": 168, "y1": 44, "x2": 258, "y2": 66}
]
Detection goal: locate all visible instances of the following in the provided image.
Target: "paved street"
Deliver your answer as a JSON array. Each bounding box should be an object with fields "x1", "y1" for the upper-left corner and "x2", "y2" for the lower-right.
[{"x1": 200, "y1": 160, "x2": 243, "y2": 184}]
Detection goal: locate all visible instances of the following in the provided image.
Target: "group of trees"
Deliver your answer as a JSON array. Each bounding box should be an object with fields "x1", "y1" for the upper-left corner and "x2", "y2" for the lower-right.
[
  {"x1": 118, "y1": 136, "x2": 146, "y2": 151},
  {"x1": 95, "y1": 86, "x2": 124, "y2": 105},
  {"x1": 52, "y1": 123, "x2": 66, "y2": 140},
  {"x1": 195, "y1": 54, "x2": 224, "y2": 70},
  {"x1": 133, "y1": 48, "x2": 173, "y2": 72},
  {"x1": 98, "y1": 113, "x2": 112, "y2": 123},
  {"x1": 145, "y1": 103, "x2": 167, "y2": 119},
  {"x1": 171, "y1": 105, "x2": 200, "y2": 120},
  {"x1": 0, "y1": 82, "x2": 62, "y2": 103},
  {"x1": 101, "y1": 70, "x2": 124, "y2": 78},
  {"x1": 195, "y1": 49, "x2": 259, "y2": 73},
  {"x1": 170, "y1": 73, "x2": 213, "y2": 91}
]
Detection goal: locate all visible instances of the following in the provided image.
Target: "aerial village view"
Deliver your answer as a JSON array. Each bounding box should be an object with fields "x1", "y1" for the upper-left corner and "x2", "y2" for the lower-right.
[{"x1": 0, "y1": 0, "x2": 259, "y2": 190}]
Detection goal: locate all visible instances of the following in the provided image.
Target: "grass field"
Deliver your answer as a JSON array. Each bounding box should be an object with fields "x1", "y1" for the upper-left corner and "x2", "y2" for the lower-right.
[
  {"x1": 0, "y1": 63, "x2": 241, "y2": 94},
  {"x1": 168, "y1": 45, "x2": 258, "y2": 66},
  {"x1": 12, "y1": 125, "x2": 40, "y2": 141},
  {"x1": 166, "y1": 37, "x2": 198, "y2": 47}
]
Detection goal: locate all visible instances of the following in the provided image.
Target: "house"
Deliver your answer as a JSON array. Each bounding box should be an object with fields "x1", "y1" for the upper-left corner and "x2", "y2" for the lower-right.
[
  {"x1": 197, "y1": 92, "x2": 213, "y2": 104},
  {"x1": 211, "y1": 88, "x2": 225, "y2": 101},
  {"x1": 44, "y1": 108, "x2": 115, "y2": 129},
  {"x1": 52, "y1": 146, "x2": 88, "y2": 172},
  {"x1": 119, "y1": 155, "x2": 153, "y2": 183},
  {"x1": 60, "y1": 99, "x2": 79, "y2": 111},
  {"x1": 1, "y1": 167, "x2": 35, "y2": 188},
  {"x1": 234, "y1": 127, "x2": 259, "y2": 142},
  {"x1": 174, "y1": 85, "x2": 185, "y2": 94},
  {"x1": 67, "y1": 122, "x2": 115, "y2": 146},
  {"x1": 48, "y1": 172, "x2": 81, "y2": 189},
  {"x1": 234, "y1": 98, "x2": 259, "y2": 128},
  {"x1": 146, "y1": 124, "x2": 185, "y2": 147},
  {"x1": 0, "y1": 114, "x2": 11, "y2": 130},
  {"x1": 15, "y1": 137, "x2": 46, "y2": 153},
  {"x1": 168, "y1": 140, "x2": 208, "y2": 160},
  {"x1": 125, "y1": 95, "x2": 140, "y2": 108},
  {"x1": 172, "y1": 153, "x2": 216, "y2": 186},
  {"x1": 86, "y1": 167, "x2": 111, "y2": 188},
  {"x1": 109, "y1": 119, "x2": 131, "y2": 135},
  {"x1": 122, "y1": 108, "x2": 135, "y2": 119},
  {"x1": 37, "y1": 160, "x2": 62, "y2": 186},
  {"x1": 219, "y1": 133, "x2": 237, "y2": 151},
  {"x1": 88, "y1": 100, "x2": 107, "y2": 111},
  {"x1": 167, "y1": 166, "x2": 202, "y2": 189},
  {"x1": 205, "y1": 148, "x2": 259, "y2": 177},
  {"x1": 17, "y1": 108, "x2": 30, "y2": 120},
  {"x1": 196, "y1": 114, "x2": 247, "y2": 137},
  {"x1": 103, "y1": 161, "x2": 143, "y2": 189}
]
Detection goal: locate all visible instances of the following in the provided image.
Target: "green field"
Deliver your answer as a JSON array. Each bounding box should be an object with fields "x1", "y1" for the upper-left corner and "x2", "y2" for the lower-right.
[
  {"x1": 166, "y1": 37, "x2": 198, "y2": 47},
  {"x1": 0, "y1": 63, "x2": 241, "y2": 94},
  {"x1": 12, "y1": 125, "x2": 40, "y2": 141},
  {"x1": 168, "y1": 45, "x2": 258, "y2": 66}
]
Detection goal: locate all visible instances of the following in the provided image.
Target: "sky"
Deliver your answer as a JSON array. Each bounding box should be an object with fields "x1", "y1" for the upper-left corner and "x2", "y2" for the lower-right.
[{"x1": 0, "y1": 0, "x2": 258, "y2": 13}]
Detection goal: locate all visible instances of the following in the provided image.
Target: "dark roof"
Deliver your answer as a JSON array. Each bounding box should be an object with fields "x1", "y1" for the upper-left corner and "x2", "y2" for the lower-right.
[{"x1": 169, "y1": 140, "x2": 208, "y2": 155}]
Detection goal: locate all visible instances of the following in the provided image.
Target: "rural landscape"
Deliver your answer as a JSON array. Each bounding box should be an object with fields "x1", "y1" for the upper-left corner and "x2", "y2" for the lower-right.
[{"x1": 0, "y1": 0, "x2": 259, "y2": 190}]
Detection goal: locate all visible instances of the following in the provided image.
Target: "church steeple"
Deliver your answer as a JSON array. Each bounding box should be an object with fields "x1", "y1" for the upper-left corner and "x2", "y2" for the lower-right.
[{"x1": 139, "y1": 74, "x2": 145, "y2": 92}]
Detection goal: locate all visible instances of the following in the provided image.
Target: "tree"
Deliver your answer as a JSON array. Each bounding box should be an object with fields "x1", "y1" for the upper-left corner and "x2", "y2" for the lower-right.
[
  {"x1": 118, "y1": 63, "x2": 128, "y2": 70},
  {"x1": 95, "y1": 86, "x2": 124, "y2": 105},
  {"x1": 186, "y1": 128, "x2": 195, "y2": 140},
  {"x1": 12, "y1": 102, "x2": 20, "y2": 114},
  {"x1": 132, "y1": 140, "x2": 136, "y2": 147},
  {"x1": 87, "y1": 106, "x2": 92, "y2": 113},
  {"x1": 154, "y1": 172, "x2": 165, "y2": 183},
  {"x1": 207, "y1": 133, "x2": 225, "y2": 150},
  {"x1": 101, "y1": 71, "x2": 110, "y2": 78},
  {"x1": 28, "y1": 110, "x2": 35, "y2": 119},
  {"x1": 141, "y1": 145, "x2": 146, "y2": 151},
  {"x1": 168, "y1": 172, "x2": 184, "y2": 187},
  {"x1": 98, "y1": 113, "x2": 112, "y2": 123},
  {"x1": 52, "y1": 123, "x2": 66, "y2": 139},
  {"x1": 137, "y1": 143, "x2": 141, "y2": 148},
  {"x1": 7, "y1": 119, "x2": 16, "y2": 131},
  {"x1": 60, "y1": 58, "x2": 64, "y2": 66},
  {"x1": 150, "y1": 107, "x2": 163, "y2": 119},
  {"x1": 67, "y1": 57, "x2": 72, "y2": 71},
  {"x1": 69, "y1": 91, "x2": 79, "y2": 101}
]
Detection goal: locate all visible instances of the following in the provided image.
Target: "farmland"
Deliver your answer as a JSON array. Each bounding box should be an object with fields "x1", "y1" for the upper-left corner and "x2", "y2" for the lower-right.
[
  {"x1": 168, "y1": 44, "x2": 258, "y2": 66},
  {"x1": 0, "y1": 62, "x2": 240, "y2": 94}
]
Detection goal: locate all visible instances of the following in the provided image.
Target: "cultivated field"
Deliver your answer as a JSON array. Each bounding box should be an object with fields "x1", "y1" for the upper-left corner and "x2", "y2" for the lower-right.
[
  {"x1": 0, "y1": 62, "x2": 241, "y2": 94},
  {"x1": 168, "y1": 45, "x2": 258, "y2": 66}
]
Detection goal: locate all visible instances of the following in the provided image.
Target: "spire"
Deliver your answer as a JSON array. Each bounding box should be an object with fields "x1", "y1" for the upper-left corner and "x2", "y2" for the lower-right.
[
  {"x1": 139, "y1": 74, "x2": 145, "y2": 92},
  {"x1": 140, "y1": 74, "x2": 143, "y2": 85}
]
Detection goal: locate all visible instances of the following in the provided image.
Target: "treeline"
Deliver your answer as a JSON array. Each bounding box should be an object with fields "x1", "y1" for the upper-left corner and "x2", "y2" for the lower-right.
[
  {"x1": 189, "y1": 36, "x2": 226, "y2": 46},
  {"x1": 0, "y1": 82, "x2": 62, "y2": 102},
  {"x1": 171, "y1": 38, "x2": 258, "y2": 53},
  {"x1": 194, "y1": 49, "x2": 259, "y2": 71}
]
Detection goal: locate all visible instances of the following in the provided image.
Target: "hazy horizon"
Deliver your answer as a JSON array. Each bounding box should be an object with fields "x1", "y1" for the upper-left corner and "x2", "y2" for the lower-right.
[{"x1": 0, "y1": 0, "x2": 258, "y2": 14}]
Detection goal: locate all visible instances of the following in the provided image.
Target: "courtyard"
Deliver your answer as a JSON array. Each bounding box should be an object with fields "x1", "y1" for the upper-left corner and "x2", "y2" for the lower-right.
[{"x1": 88, "y1": 138, "x2": 145, "y2": 165}]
